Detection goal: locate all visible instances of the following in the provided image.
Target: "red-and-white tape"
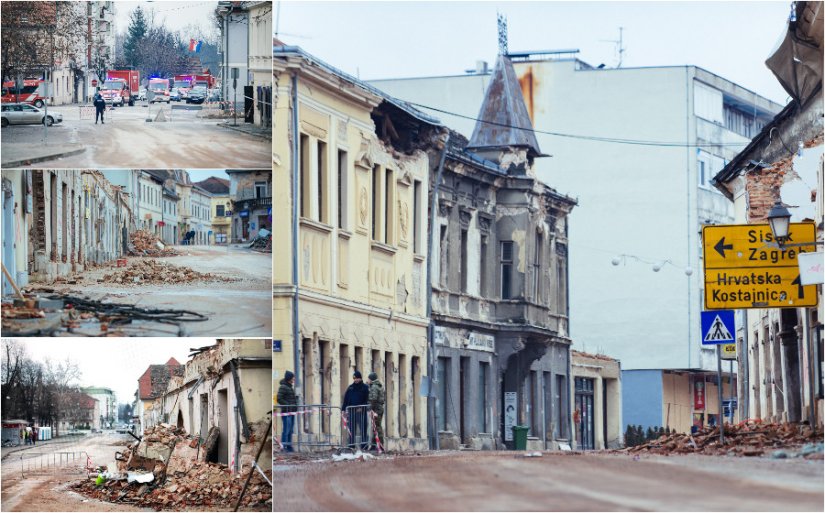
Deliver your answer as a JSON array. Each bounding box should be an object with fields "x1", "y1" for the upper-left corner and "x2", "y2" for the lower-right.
[
  {"x1": 369, "y1": 410, "x2": 384, "y2": 454},
  {"x1": 274, "y1": 408, "x2": 314, "y2": 417}
]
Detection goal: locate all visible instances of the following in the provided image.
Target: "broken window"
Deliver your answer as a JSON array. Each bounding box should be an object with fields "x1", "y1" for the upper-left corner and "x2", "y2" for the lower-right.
[
  {"x1": 501, "y1": 241, "x2": 514, "y2": 299},
  {"x1": 480, "y1": 235, "x2": 488, "y2": 297},
  {"x1": 384, "y1": 167, "x2": 393, "y2": 244}
]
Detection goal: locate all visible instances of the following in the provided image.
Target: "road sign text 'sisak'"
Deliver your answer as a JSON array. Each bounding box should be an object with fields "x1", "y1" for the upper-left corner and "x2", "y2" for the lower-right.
[{"x1": 702, "y1": 223, "x2": 817, "y2": 309}]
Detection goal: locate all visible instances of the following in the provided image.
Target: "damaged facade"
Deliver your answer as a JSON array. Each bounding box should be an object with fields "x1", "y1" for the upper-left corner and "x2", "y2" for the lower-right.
[
  {"x1": 713, "y1": 1, "x2": 824, "y2": 429},
  {"x1": 571, "y1": 351, "x2": 622, "y2": 450},
  {"x1": 150, "y1": 339, "x2": 272, "y2": 473},
  {"x1": 227, "y1": 170, "x2": 271, "y2": 243},
  {"x1": 1, "y1": 170, "x2": 132, "y2": 293},
  {"x1": 432, "y1": 54, "x2": 577, "y2": 450},
  {"x1": 274, "y1": 45, "x2": 580, "y2": 450},
  {"x1": 274, "y1": 45, "x2": 434, "y2": 450},
  {"x1": 135, "y1": 357, "x2": 184, "y2": 436}
]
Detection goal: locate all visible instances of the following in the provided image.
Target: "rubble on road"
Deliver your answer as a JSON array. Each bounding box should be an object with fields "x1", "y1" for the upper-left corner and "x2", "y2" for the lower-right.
[
  {"x1": 621, "y1": 421, "x2": 823, "y2": 458},
  {"x1": 101, "y1": 260, "x2": 238, "y2": 285},
  {"x1": 248, "y1": 230, "x2": 271, "y2": 253},
  {"x1": 71, "y1": 423, "x2": 271, "y2": 511},
  {"x1": 129, "y1": 230, "x2": 179, "y2": 257}
]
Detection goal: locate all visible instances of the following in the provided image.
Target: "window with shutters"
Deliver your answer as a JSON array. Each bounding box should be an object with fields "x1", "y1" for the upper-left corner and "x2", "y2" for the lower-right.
[{"x1": 501, "y1": 241, "x2": 514, "y2": 299}]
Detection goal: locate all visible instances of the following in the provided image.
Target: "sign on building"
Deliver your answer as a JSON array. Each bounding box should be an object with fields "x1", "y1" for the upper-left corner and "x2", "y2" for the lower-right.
[
  {"x1": 720, "y1": 343, "x2": 737, "y2": 360},
  {"x1": 504, "y1": 392, "x2": 517, "y2": 441},
  {"x1": 466, "y1": 332, "x2": 495, "y2": 352},
  {"x1": 702, "y1": 223, "x2": 817, "y2": 309}
]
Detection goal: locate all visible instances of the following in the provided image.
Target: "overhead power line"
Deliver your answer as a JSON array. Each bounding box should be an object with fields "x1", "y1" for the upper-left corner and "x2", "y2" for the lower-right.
[{"x1": 406, "y1": 101, "x2": 752, "y2": 149}]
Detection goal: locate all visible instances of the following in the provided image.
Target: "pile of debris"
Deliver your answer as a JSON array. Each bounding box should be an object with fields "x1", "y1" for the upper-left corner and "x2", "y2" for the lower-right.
[
  {"x1": 129, "y1": 230, "x2": 178, "y2": 257},
  {"x1": 72, "y1": 423, "x2": 271, "y2": 511},
  {"x1": 248, "y1": 229, "x2": 271, "y2": 253},
  {"x1": 101, "y1": 260, "x2": 238, "y2": 285},
  {"x1": 621, "y1": 421, "x2": 823, "y2": 458}
]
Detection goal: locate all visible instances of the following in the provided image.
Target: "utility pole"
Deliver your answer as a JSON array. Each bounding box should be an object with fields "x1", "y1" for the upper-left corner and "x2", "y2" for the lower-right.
[{"x1": 716, "y1": 345, "x2": 724, "y2": 444}]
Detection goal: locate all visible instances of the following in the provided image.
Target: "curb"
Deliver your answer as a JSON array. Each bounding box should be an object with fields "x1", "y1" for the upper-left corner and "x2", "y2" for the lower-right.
[
  {"x1": 218, "y1": 123, "x2": 271, "y2": 141},
  {"x1": 2, "y1": 147, "x2": 86, "y2": 168}
]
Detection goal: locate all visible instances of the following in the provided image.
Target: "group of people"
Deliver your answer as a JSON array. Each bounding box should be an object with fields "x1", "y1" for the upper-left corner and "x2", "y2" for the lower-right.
[
  {"x1": 276, "y1": 369, "x2": 385, "y2": 453},
  {"x1": 19, "y1": 426, "x2": 38, "y2": 445}
]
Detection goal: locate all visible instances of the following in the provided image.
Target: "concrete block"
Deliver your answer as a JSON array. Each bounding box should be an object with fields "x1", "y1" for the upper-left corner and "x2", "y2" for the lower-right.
[{"x1": 438, "y1": 431, "x2": 460, "y2": 450}]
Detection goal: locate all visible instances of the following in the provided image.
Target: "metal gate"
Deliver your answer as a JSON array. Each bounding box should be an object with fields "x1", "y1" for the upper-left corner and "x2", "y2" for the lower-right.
[
  {"x1": 16, "y1": 450, "x2": 93, "y2": 477},
  {"x1": 575, "y1": 377, "x2": 595, "y2": 450}
]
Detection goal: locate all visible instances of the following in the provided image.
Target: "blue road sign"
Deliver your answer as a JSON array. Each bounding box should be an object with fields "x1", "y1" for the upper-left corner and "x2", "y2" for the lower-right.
[{"x1": 701, "y1": 310, "x2": 735, "y2": 345}]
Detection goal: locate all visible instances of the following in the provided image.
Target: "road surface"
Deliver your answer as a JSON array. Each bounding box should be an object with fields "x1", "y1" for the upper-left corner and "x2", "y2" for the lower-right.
[
  {"x1": 1, "y1": 432, "x2": 146, "y2": 512},
  {"x1": 274, "y1": 451, "x2": 824, "y2": 511},
  {"x1": 25, "y1": 245, "x2": 271, "y2": 337},
  {"x1": 1, "y1": 102, "x2": 270, "y2": 169}
]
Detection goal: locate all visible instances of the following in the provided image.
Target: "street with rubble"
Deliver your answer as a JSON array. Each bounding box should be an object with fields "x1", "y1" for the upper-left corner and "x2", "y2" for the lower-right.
[
  {"x1": 1, "y1": 101, "x2": 270, "y2": 169},
  {"x1": 274, "y1": 450, "x2": 824, "y2": 512},
  {"x1": 4, "y1": 243, "x2": 271, "y2": 337}
]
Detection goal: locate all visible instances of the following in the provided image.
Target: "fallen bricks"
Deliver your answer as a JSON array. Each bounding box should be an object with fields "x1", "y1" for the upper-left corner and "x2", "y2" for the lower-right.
[
  {"x1": 72, "y1": 423, "x2": 271, "y2": 511},
  {"x1": 130, "y1": 230, "x2": 179, "y2": 257},
  {"x1": 101, "y1": 259, "x2": 238, "y2": 286},
  {"x1": 619, "y1": 420, "x2": 823, "y2": 458}
]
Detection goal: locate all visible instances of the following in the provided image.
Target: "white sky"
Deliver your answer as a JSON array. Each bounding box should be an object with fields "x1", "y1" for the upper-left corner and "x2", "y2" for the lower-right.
[
  {"x1": 9, "y1": 338, "x2": 209, "y2": 406},
  {"x1": 113, "y1": 0, "x2": 219, "y2": 37},
  {"x1": 275, "y1": 0, "x2": 793, "y2": 105},
  {"x1": 187, "y1": 169, "x2": 230, "y2": 182}
]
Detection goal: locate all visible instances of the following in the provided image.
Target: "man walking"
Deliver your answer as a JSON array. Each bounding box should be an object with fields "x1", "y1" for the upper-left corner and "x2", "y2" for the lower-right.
[
  {"x1": 367, "y1": 372, "x2": 385, "y2": 451},
  {"x1": 276, "y1": 371, "x2": 298, "y2": 453},
  {"x1": 93, "y1": 92, "x2": 106, "y2": 124},
  {"x1": 342, "y1": 370, "x2": 369, "y2": 450}
]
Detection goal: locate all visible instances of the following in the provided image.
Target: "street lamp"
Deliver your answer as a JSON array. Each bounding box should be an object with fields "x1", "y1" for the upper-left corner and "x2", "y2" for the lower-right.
[{"x1": 767, "y1": 200, "x2": 791, "y2": 245}]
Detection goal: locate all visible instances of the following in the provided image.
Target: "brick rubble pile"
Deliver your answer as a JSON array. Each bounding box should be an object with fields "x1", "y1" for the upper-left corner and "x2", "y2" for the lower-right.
[
  {"x1": 130, "y1": 230, "x2": 179, "y2": 257},
  {"x1": 102, "y1": 260, "x2": 237, "y2": 285},
  {"x1": 71, "y1": 423, "x2": 271, "y2": 511},
  {"x1": 622, "y1": 421, "x2": 823, "y2": 458}
]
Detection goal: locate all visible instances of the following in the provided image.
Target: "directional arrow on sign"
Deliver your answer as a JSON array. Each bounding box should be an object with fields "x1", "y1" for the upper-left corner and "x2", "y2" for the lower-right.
[
  {"x1": 714, "y1": 237, "x2": 733, "y2": 258},
  {"x1": 791, "y1": 275, "x2": 804, "y2": 299}
]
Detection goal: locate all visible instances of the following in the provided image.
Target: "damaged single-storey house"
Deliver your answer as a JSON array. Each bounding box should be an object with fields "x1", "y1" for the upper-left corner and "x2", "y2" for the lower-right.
[{"x1": 152, "y1": 339, "x2": 272, "y2": 473}]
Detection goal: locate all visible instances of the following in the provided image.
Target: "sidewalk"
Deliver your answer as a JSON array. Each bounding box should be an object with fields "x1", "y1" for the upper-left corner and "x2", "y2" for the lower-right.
[
  {"x1": 218, "y1": 121, "x2": 271, "y2": 140},
  {"x1": 1, "y1": 433, "x2": 86, "y2": 461},
  {"x1": 1, "y1": 142, "x2": 85, "y2": 168}
]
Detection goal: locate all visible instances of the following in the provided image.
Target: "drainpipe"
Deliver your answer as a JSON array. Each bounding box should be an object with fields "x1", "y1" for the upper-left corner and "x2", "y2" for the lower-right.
[
  {"x1": 426, "y1": 132, "x2": 450, "y2": 450},
  {"x1": 291, "y1": 73, "x2": 301, "y2": 399}
]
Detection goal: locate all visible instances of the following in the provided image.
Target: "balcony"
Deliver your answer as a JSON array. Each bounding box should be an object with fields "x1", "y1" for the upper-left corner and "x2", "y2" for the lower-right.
[{"x1": 234, "y1": 196, "x2": 271, "y2": 213}]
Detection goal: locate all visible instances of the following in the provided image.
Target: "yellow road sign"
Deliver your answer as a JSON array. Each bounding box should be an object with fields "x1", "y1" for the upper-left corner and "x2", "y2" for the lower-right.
[
  {"x1": 720, "y1": 344, "x2": 737, "y2": 360},
  {"x1": 705, "y1": 266, "x2": 818, "y2": 309},
  {"x1": 702, "y1": 223, "x2": 816, "y2": 270}
]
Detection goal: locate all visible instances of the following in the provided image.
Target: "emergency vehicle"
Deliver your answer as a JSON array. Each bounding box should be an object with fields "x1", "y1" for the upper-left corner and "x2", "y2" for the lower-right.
[
  {"x1": 147, "y1": 78, "x2": 171, "y2": 103},
  {"x1": 104, "y1": 70, "x2": 140, "y2": 106},
  {"x1": 1, "y1": 79, "x2": 47, "y2": 108}
]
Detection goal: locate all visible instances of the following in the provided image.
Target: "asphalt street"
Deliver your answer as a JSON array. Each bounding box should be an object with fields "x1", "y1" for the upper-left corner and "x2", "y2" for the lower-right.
[{"x1": 1, "y1": 101, "x2": 270, "y2": 169}]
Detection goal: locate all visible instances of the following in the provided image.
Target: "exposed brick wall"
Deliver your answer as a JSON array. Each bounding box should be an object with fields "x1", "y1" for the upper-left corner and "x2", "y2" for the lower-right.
[{"x1": 746, "y1": 156, "x2": 793, "y2": 223}]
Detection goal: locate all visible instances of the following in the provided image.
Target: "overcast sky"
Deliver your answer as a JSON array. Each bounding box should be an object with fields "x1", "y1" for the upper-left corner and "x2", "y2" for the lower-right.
[
  {"x1": 275, "y1": 1, "x2": 792, "y2": 105},
  {"x1": 114, "y1": 1, "x2": 218, "y2": 37},
  {"x1": 187, "y1": 169, "x2": 230, "y2": 182},
  {"x1": 10, "y1": 338, "x2": 209, "y2": 405}
]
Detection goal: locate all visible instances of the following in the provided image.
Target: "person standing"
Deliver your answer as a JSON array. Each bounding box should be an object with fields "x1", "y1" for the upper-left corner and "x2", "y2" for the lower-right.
[
  {"x1": 367, "y1": 372, "x2": 385, "y2": 451},
  {"x1": 342, "y1": 371, "x2": 370, "y2": 450},
  {"x1": 276, "y1": 371, "x2": 298, "y2": 453},
  {"x1": 93, "y1": 92, "x2": 106, "y2": 124}
]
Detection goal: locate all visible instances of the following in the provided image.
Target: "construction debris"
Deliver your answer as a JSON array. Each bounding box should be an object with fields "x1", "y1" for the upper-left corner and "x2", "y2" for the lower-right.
[
  {"x1": 72, "y1": 423, "x2": 271, "y2": 511},
  {"x1": 620, "y1": 421, "x2": 823, "y2": 457},
  {"x1": 101, "y1": 260, "x2": 238, "y2": 285},
  {"x1": 248, "y1": 230, "x2": 271, "y2": 253},
  {"x1": 129, "y1": 230, "x2": 179, "y2": 257}
]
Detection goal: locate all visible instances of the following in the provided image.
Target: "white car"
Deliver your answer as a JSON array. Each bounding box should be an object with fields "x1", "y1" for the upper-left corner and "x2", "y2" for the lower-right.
[{"x1": 1, "y1": 103, "x2": 63, "y2": 127}]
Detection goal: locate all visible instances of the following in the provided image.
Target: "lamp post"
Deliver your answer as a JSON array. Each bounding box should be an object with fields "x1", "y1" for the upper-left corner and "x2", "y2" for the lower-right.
[{"x1": 767, "y1": 200, "x2": 791, "y2": 246}]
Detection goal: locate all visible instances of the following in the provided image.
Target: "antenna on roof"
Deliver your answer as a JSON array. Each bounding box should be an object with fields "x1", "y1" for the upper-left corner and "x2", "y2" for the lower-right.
[
  {"x1": 600, "y1": 26, "x2": 626, "y2": 68},
  {"x1": 497, "y1": 12, "x2": 508, "y2": 56}
]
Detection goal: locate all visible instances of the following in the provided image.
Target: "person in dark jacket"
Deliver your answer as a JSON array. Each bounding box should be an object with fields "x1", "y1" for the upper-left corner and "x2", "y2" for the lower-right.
[
  {"x1": 342, "y1": 371, "x2": 370, "y2": 450},
  {"x1": 276, "y1": 371, "x2": 298, "y2": 452},
  {"x1": 93, "y1": 92, "x2": 106, "y2": 124}
]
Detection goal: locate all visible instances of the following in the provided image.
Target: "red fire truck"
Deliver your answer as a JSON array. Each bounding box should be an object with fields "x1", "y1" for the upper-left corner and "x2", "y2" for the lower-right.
[
  {"x1": 172, "y1": 75, "x2": 194, "y2": 100},
  {"x1": 147, "y1": 78, "x2": 171, "y2": 103},
  {"x1": 100, "y1": 70, "x2": 139, "y2": 107},
  {"x1": 1, "y1": 79, "x2": 47, "y2": 108},
  {"x1": 193, "y1": 73, "x2": 216, "y2": 89}
]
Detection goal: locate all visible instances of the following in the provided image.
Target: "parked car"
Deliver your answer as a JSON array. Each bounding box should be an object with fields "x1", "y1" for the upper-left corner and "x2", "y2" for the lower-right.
[
  {"x1": 186, "y1": 86, "x2": 207, "y2": 104},
  {"x1": 1, "y1": 103, "x2": 63, "y2": 127},
  {"x1": 170, "y1": 88, "x2": 181, "y2": 102},
  {"x1": 138, "y1": 87, "x2": 147, "y2": 101}
]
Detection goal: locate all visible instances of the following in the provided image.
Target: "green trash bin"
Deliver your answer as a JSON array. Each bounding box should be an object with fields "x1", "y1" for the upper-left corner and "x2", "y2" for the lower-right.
[{"x1": 512, "y1": 425, "x2": 529, "y2": 450}]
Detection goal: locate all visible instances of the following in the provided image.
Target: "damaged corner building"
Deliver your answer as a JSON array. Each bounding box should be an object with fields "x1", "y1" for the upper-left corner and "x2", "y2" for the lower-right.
[{"x1": 141, "y1": 339, "x2": 272, "y2": 473}]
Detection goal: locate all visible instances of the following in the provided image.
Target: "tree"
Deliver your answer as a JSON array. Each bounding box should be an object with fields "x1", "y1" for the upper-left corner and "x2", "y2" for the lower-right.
[{"x1": 123, "y1": 6, "x2": 148, "y2": 68}]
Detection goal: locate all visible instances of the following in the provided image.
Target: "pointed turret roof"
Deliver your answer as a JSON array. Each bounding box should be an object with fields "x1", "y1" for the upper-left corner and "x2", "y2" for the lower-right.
[{"x1": 466, "y1": 54, "x2": 544, "y2": 158}]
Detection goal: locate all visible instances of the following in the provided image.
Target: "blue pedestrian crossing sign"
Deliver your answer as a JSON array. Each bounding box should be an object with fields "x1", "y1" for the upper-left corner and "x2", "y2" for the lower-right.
[{"x1": 701, "y1": 310, "x2": 735, "y2": 345}]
